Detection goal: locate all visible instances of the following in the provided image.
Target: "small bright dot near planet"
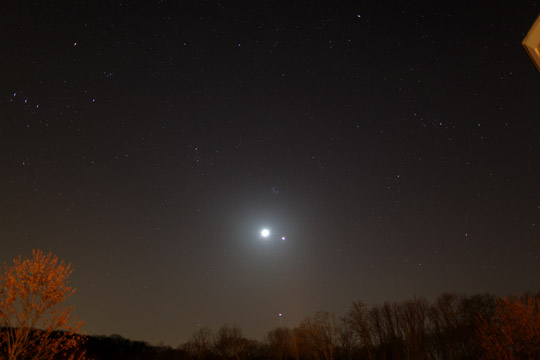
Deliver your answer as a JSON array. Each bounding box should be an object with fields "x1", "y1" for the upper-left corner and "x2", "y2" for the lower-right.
[
  {"x1": 281, "y1": 236, "x2": 286, "y2": 241},
  {"x1": 261, "y1": 229, "x2": 270, "y2": 237}
]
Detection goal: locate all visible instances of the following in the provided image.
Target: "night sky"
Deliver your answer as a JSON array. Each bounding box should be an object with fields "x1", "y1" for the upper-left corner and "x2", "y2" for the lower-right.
[{"x1": 1, "y1": 1, "x2": 540, "y2": 346}]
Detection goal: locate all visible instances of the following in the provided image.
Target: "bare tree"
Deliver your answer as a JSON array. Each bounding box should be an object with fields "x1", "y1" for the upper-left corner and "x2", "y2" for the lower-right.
[
  {"x1": 0, "y1": 249, "x2": 86, "y2": 360},
  {"x1": 345, "y1": 301, "x2": 375, "y2": 360},
  {"x1": 336, "y1": 318, "x2": 355, "y2": 360},
  {"x1": 182, "y1": 326, "x2": 213, "y2": 360},
  {"x1": 459, "y1": 293, "x2": 497, "y2": 358},
  {"x1": 398, "y1": 297, "x2": 430, "y2": 359},
  {"x1": 290, "y1": 327, "x2": 308, "y2": 360},
  {"x1": 298, "y1": 311, "x2": 340, "y2": 360},
  {"x1": 380, "y1": 301, "x2": 404, "y2": 359},
  {"x1": 266, "y1": 327, "x2": 292, "y2": 360},
  {"x1": 429, "y1": 292, "x2": 472, "y2": 360},
  {"x1": 214, "y1": 324, "x2": 249, "y2": 360},
  {"x1": 368, "y1": 305, "x2": 386, "y2": 356}
]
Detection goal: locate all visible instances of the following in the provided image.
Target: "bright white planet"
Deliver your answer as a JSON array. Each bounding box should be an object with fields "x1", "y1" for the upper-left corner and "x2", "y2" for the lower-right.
[{"x1": 261, "y1": 229, "x2": 270, "y2": 237}]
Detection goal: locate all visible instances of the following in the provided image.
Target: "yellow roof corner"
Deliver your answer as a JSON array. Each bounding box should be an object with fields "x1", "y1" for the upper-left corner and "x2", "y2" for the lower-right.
[{"x1": 523, "y1": 14, "x2": 540, "y2": 74}]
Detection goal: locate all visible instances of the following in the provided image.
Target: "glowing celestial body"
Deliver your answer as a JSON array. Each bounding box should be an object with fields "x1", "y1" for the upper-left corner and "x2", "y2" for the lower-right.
[
  {"x1": 281, "y1": 236, "x2": 286, "y2": 241},
  {"x1": 261, "y1": 229, "x2": 270, "y2": 237}
]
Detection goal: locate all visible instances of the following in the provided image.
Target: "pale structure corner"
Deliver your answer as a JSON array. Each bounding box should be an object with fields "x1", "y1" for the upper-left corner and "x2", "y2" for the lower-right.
[{"x1": 522, "y1": 14, "x2": 540, "y2": 74}]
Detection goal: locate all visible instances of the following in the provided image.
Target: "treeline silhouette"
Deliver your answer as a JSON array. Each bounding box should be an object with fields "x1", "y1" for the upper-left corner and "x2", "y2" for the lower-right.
[{"x1": 80, "y1": 292, "x2": 540, "y2": 360}]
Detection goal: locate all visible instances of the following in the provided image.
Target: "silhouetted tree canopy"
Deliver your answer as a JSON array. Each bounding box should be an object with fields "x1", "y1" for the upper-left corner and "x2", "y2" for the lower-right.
[{"x1": 80, "y1": 292, "x2": 540, "y2": 359}]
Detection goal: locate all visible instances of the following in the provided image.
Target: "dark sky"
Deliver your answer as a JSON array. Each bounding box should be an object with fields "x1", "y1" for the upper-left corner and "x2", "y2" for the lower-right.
[{"x1": 1, "y1": 0, "x2": 539, "y2": 346}]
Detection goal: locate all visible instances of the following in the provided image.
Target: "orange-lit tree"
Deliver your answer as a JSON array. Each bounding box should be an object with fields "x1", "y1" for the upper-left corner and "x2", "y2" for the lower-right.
[
  {"x1": 0, "y1": 249, "x2": 86, "y2": 360},
  {"x1": 477, "y1": 295, "x2": 540, "y2": 359}
]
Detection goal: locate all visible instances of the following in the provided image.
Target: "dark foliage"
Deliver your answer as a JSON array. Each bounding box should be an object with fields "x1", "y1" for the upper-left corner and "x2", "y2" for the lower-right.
[{"x1": 85, "y1": 334, "x2": 188, "y2": 360}]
